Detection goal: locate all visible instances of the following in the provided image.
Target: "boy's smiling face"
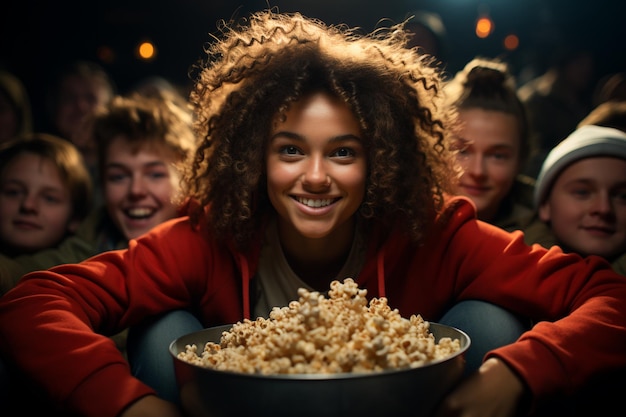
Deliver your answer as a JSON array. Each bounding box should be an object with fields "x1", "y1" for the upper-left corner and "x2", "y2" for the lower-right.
[
  {"x1": 540, "y1": 156, "x2": 626, "y2": 259},
  {"x1": 103, "y1": 136, "x2": 180, "y2": 241}
]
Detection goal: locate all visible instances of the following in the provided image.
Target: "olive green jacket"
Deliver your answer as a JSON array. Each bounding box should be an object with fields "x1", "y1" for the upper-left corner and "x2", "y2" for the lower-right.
[
  {"x1": 0, "y1": 206, "x2": 126, "y2": 295},
  {"x1": 490, "y1": 175, "x2": 536, "y2": 233},
  {"x1": 0, "y1": 206, "x2": 129, "y2": 354},
  {"x1": 492, "y1": 200, "x2": 534, "y2": 233}
]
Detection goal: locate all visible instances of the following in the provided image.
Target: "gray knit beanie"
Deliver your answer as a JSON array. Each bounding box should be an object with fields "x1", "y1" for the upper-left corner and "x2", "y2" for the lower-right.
[{"x1": 534, "y1": 125, "x2": 626, "y2": 208}]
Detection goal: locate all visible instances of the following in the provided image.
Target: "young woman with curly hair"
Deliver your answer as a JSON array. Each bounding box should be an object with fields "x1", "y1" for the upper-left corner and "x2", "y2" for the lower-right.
[{"x1": 1, "y1": 10, "x2": 626, "y2": 417}]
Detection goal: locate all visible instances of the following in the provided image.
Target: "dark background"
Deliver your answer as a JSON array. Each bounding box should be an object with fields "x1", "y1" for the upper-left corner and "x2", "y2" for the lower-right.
[{"x1": 1, "y1": 0, "x2": 625, "y2": 127}]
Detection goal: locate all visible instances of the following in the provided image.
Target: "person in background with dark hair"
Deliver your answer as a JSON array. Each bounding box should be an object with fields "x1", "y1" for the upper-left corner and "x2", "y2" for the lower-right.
[
  {"x1": 44, "y1": 60, "x2": 117, "y2": 179},
  {"x1": 1, "y1": 10, "x2": 626, "y2": 417},
  {"x1": 125, "y1": 75, "x2": 193, "y2": 133},
  {"x1": 402, "y1": 10, "x2": 447, "y2": 68},
  {"x1": 0, "y1": 69, "x2": 33, "y2": 143},
  {"x1": 444, "y1": 56, "x2": 534, "y2": 231},
  {"x1": 518, "y1": 45, "x2": 596, "y2": 178}
]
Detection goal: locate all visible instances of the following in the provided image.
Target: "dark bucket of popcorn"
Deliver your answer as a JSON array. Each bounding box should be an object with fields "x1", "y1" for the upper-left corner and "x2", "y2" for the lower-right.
[{"x1": 170, "y1": 322, "x2": 469, "y2": 417}]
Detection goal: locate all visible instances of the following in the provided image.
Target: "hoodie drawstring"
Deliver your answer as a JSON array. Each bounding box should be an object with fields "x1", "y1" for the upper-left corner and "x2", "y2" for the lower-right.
[
  {"x1": 238, "y1": 253, "x2": 251, "y2": 320},
  {"x1": 377, "y1": 247, "x2": 386, "y2": 298}
]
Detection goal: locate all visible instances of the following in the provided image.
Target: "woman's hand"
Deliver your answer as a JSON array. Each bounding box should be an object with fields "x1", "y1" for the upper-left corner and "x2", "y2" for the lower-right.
[
  {"x1": 119, "y1": 395, "x2": 184, "y2": 417},
  {"x1": 434, "y1": 357, "x2": 527, "y2": 417}
]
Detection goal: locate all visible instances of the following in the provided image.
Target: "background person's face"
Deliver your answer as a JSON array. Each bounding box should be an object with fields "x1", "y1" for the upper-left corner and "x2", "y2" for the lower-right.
[
  {"x1": 55, "y1": 75, "x2": 111, "y2": 141},
  {"x1": 453, "y1": 109, "x2": 521, "y2": 222},
  {"x1": 539, "y1": 157, "x2": 626, "y2": 259},
  {"x1": 103, "y1": 137, "x2": 180, "y2": 241},
  {"x1": 0, "y1": 153, "x2": 76, "y2": 253}
]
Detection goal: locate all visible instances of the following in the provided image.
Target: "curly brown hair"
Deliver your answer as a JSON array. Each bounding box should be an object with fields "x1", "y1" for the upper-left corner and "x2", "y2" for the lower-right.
[{"x1": 183, "y1": 10, "x2": 459, "y2": 250}]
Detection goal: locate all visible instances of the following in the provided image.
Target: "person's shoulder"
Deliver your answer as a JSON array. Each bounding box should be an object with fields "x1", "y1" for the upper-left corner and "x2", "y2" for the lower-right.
[
  {"x1": 443, "y1": 195, "x2": 477, "y2": 215},
  {"x1": 430, "y1": 195, "x2": 532, "y2": 246},
  {"x1": 436, "y1": 195, "x2": 479, "y2": 226},
  {"x1": 137, "y1": 216, "x2": 196, "y2": 240},
  {"x1": 521, "y1": 213, "x2": 558, "y2": 248}
]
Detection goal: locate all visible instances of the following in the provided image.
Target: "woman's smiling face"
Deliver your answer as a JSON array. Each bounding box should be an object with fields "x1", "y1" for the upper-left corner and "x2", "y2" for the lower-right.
[{"x1": 265, "y1": 92, "x2": 367, "y2": 243}]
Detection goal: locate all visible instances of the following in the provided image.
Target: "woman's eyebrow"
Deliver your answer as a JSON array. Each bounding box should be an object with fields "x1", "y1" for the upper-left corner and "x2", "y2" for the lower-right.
[
  {"x1": 270, "y1": 131, "x2": 362, "y2": 143},
  {"x1": 270, "y1": 131, "x2": 302, "y2": 141}
]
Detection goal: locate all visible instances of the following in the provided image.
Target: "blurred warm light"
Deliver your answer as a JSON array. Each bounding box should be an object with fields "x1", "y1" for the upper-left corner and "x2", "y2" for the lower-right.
[
  {"x1": 475, "y1": 16, "x2": 493, "y2": 38},
  {"x1": 503, "y1": 34, "x2": 519, "y2": 50},
  {"x1": 137, "y1": 41, "x2": 156, "y2": 61},
  {"x1": 96, "y1": 45, "x2": 116, "y2": 64}
]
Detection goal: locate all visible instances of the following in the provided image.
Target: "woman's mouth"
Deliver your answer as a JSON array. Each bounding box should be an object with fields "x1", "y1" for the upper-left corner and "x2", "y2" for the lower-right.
[
  {"x1": 124, "y1": 207, "x2": 156, "y2": 219},
  {"x1": 295, "y1": 197, "x2": 335, "y2": 208}
]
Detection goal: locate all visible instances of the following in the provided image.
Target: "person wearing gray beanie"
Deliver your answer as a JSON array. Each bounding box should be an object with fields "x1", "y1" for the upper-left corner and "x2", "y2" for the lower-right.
[
  {"x1": 533, "y1": 125, "x2": 626, "y2": 208},
  {"x1": 524, "y1": 124, "x2": 626, "y2": 267}
]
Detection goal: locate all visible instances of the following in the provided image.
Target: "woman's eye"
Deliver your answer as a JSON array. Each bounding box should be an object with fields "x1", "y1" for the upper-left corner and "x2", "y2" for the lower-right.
[
  {"x1": 332, "y1": 147, "x2": 355, "y2": 158},
  {"x1": 279, "y1": 145, "x2": 301, "y2": 155}
]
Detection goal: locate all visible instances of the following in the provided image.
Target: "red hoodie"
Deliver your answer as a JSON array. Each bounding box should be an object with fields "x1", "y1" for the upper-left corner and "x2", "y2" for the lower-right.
[{"x1": 1, "y1": 196, "x2": 625, "y2": 416}]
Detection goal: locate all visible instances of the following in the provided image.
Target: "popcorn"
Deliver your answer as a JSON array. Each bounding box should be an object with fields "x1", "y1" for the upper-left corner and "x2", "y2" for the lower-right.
[{"x1": 178, "y1": 278, "x2": 460, "y2": 374}]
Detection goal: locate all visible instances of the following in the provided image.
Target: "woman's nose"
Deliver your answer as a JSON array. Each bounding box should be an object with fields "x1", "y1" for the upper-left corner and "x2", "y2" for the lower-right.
[{"x1": 302, "y1": 157, "x2": 330, "y2": 187}]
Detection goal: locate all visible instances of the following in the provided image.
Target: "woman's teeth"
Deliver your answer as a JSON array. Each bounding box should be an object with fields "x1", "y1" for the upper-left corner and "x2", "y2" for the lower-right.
[
  {"x1": 297, "y1": 198, "x2": 332, "y2": 208},
  {"x1": 126, "y1": 207, "x2": 153, "y2": 219}
]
